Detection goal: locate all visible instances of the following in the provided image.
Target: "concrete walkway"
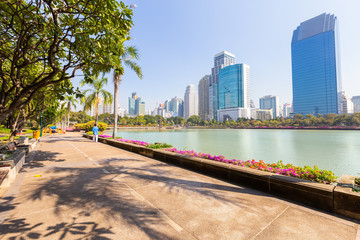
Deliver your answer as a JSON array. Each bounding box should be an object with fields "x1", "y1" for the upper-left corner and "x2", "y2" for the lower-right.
[{"x1": 0, "y1": 133, "x2": 359, "y2": 240}]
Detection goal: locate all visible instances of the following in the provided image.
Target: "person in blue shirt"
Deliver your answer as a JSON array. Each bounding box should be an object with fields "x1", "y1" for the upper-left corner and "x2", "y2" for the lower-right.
[{"x1": 92, "y1": 124, "x2": 99, "y2": 142}]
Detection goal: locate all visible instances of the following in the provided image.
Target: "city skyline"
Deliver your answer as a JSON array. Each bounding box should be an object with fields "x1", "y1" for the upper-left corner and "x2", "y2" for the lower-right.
[{"x1": 71, "y1": 0, "x2": 360, "y2": 113}]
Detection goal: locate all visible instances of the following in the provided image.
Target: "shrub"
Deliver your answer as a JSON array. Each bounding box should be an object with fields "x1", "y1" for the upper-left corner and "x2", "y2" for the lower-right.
[
  {"x1": 74, "y1": 123, "x2": 86, "y2": 130},
  {"x1": 84, "y1": 121, "x2": 107, "y2": 132},
  {"x1": 147, "y1": 143, "x2": 173, "y2": 149}
]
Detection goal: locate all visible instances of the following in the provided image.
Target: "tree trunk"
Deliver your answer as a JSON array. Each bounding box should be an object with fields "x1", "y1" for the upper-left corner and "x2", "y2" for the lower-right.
[
  {"x1": 112, "y1": 71, "x2": 121, "y2": 138},
  {"x1": 95, "y1": 96, "x2": 99, "y2": 125},
  {"x1": 67, "y1": 103, "x2": 70, "y2": 128}
]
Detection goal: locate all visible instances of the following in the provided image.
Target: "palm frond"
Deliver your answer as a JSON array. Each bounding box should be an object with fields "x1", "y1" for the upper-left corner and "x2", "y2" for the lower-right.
[{"x1": 124, "y1": 60, "x2": 143, "y2": 79}]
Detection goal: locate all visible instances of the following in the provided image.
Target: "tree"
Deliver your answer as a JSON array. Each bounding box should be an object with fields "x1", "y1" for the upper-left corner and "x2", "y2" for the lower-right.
[
  {"x1": 81, "y1": 76, "x2": 113, "y2": 125},
  {"x1": 70, "y1": 111, "x2": 93, "y2": 124},
  {"x1": 112, "y1": 46, "x2": 143, "y2": 138},
  {"x1": 62, "y1": 95, "x2": 78, "y2": 128},
  {"x1": 187, "y1": 115, "x2": 201, "y2": 125},
  {"x1": 0, "y1": 0, "x2": 134, "y2": 122}
]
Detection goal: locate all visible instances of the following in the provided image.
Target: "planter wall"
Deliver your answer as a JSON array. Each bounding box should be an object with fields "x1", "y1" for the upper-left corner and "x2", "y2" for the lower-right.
[
  {"x1": 83, "y1": 134, "x2": 360, "y2": 221},
  {"x1": 0, "y1": 148, "x2": 26, "y2": 187}
]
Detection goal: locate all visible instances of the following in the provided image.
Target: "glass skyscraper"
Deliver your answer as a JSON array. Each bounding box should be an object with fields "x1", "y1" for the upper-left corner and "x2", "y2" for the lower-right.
[
  {"x1": 209, "y1": 51, "x2": 236, "y2": 120},
  {"x1": 291, "y1": 13, "x2": 341, "y2": 116},
  {"x1": 218, "y1": 64, "x2": 250, "y2": 110}
]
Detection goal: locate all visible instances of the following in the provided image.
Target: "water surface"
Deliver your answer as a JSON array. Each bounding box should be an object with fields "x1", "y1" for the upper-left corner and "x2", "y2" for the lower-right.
[{"x1": 104, "y1": 128, "x2": 360, "y2": 176}]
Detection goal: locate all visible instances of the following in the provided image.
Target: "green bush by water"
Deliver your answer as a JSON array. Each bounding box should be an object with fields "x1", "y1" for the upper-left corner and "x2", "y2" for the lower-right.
[{"x1": 147, "y1": 143, "x2": 173, "y2": 149}]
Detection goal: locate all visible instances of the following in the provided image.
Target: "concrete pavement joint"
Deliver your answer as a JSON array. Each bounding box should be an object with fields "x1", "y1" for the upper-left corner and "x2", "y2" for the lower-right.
[{"x1": 250, "y1": 206, "x2": 290, "y2": 240}]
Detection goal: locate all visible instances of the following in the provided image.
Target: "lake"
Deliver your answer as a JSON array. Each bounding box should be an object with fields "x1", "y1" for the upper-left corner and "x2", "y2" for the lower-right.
[{"x1": 104, "y1": 128, "x2": 360, "y2": 177}]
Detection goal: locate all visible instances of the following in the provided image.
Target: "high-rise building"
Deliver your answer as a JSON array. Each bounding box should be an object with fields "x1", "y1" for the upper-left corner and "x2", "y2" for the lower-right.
[
  {"x1": 352, "y1": 96, "x2": 360, "y2": 113},
  {"x1": 217, "y1": 63, "x2": 250, "y2": 121},
  {"x1": 198, "y1": 75, "x2": 210, "y2": 121},
  {"x1": 259, "y1": 95, "x2": 280, "y2": 118},
  {"x1": 340, "y1": 92, "x2": 354, "y2": 114},
  {"x1": 209, "y1": 51, "x2": 236, "y2": 120},
  {"x1": 184, "y1": 84, "x2": 198, "y2": 119},
  {"x1": 291, "y1": 13, "x2": 342, "y2": 116},
  {"x1": 128, "y1": 92, "x2": 145, "y2": 116},
  {"x1": 250, "y1": 100, "x2": 256, "y2": 109},
  {"x1": 169, "y1": 97, "x2": 184, "y2": 118},
  {"x1": 283, "y1": 103, "x2": 293, "y2": 118},
  {"x1": 128, "y1": 96, "x2": 136, "y2": 115}
]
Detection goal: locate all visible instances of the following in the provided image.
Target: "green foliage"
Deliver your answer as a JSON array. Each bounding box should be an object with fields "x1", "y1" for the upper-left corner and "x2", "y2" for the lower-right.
[
  {"x1": 70, "y1": 111, "x2": 94, "y2": 124},
  {"x1": 86, "y1": 131, "x2": 93, "y2": 135},
  {"x1": 187, "y1": 115, "x2": 201, "y2": 125},
  {"x1": 98, "y1": 113, "x2": 114, "y2": 125},
  {"x1": 84, "y1": 121, "x2": 107, "y2": 132},
  {"x1": 147, "y1": 143, "x2": 173, "y2": 149},
  {"x1": 0, "y1": 0, "x2": 134, "y2": 121},
  {"x1": 74, "y1": 123, "x2": 86, "y2": 130},
  {"x1": 0, "y1": 127, "x2": 11, "y2": 134}
]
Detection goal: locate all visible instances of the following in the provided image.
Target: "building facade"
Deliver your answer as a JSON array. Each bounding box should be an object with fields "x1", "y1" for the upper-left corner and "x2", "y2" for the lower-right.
[
  {"x1": 340, "y1": 92, "x2": 354, "y2": 114},
  {"x1": 198, "y1": 75, "x2": 210, "y2": 121},
  {"x1": 282, "y1": 103, "x2": 293, "y2": 118},
  {"x1": 291, "y1": 13, "x2": 341, "y2": 116},
  {"x1": 209, "y1": 51, "x2": 236, "y2": 120},
  {"x1": 259, "y1": 95, "x2": 280, "y2": 118},
  {"x1": 217, "y1": 64, "x2": 250, "y2": 121},
  {"x1": 184, "y1": 84, "x2": 198, "y2": 119},
  {"x1": 352, "y1": 96, "x2": 360, "y2": 113}
]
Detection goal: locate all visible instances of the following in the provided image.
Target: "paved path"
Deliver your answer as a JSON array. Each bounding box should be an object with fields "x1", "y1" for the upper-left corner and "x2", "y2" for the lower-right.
[{"x1": 0, "y1": 133, "x2": 359, "y2": 240}]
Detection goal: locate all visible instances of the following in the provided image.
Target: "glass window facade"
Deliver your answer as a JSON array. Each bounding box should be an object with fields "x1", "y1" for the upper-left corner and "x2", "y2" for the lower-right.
[
  {"x1": 218, "y1": 64, "x2": 244, "y2": 109},
  {"x1": 291, "y1": 13, "x2": 341, "y2": 116}
]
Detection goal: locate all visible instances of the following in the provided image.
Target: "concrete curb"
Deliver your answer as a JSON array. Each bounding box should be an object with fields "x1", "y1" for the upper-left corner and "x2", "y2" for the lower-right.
[{"x1": 83, "y1": 134, "x2": 360, "y2": 221}]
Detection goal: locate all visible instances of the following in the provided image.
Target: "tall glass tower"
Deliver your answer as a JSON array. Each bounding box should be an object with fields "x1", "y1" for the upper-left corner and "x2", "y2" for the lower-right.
[
  {"x1": 218, "y1": 64, "x2": 250, "y2": 110},
  {"x1": 209, "y1": 51, "x2": 236, "y2": 120},
  {"x1": 291, "y1": 13, "x2": 341, "y2": 116}
]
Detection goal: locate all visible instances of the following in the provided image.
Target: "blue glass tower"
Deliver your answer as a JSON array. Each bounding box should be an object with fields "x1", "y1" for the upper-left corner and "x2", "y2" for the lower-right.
[
  {"x1": 291, "y1": 13, "x2": 341, "y2": 116},
  {"x1": 218, "y1": 64, "x2": 250, "y2": 110}
]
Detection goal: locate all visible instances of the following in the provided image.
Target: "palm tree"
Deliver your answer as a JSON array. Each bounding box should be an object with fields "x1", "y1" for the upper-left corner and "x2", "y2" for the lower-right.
[
  {"x1": 81, "y1": 75, "x2": 113, "y2": 125},
  {"x1": 62, "y1": 95, "x2": 78, "y2": 128},
  {"x1": 112, "y1": 46, "x2": 143, "y2": 138}
]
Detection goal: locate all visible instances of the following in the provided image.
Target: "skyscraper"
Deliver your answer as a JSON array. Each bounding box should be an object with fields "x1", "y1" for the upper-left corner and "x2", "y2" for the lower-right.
[
  {"x1": 198, "y1": 75, "x2": 210, "y2": 121},
  {"x1": 184, "y1": 84, "x2": 198, "y2": 119},
  {"x1": 218, "y1": 64, "x2": 250, "y2": 121},
  {"x1": 128, "y1": 92, "x2": 145, "y2": 116},
  {"x1": 209, "y1": 51, "x2": 236, "y2": 120},
  {"x1": 352, "y1": 96, "x2": 360, "y2": 113},
  {"x1": 291, "y1": 13, "x2": 341, "y2": 116},
  {"x1": 259, "y1": 95, "x2": 280, "y2": 118}
]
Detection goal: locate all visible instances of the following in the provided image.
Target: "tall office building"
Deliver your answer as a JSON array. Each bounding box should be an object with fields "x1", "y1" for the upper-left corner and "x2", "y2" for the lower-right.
[
  {"x1": 218, "y1": 64, "x2": 250, "y2": 121},
  {"x1": 170, "y1": 97, "x2": 184, "y2": 117},
  {"x1": 128, "y1": 96, "x2": 136, "y2": 115},
  {"x1": 128, "y1": 92, "x2": 145, "y2": 116},
  {"x1": 283, "y1": 103, "x2": 293, "y2": 118},
  {"x1": 209, "y1": 51, "x2": 236, "y2": 120},
  {"x1": 340, "y1": 92, "x2": 353, "y2": 114},
  {"x1": 184, "y1": 84, "x2": 198, "y2": 119},
  {"x1": 291, "y1": 13, "x2": 341, "y2": 116},
  {"x1": 259, "y1": 95, "x2": 280, "y2": 118},
  {"x1": 198, "y1": 75, "x2": 210, "y2": 121},
  {"x1": 352, "y1": 96, "x2": 360, "y2": 113}
]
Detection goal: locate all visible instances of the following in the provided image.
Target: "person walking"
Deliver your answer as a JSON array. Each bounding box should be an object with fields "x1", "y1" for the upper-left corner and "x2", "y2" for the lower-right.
[{"x1": 92, "y1": 124, "x2": 99, "y2": 142}]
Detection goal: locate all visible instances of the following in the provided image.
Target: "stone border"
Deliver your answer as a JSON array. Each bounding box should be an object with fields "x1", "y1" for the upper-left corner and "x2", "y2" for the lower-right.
[
  {"x1": 83, "y1": 134, "x2": 360, "y2": 221},
  {"x1": 0, "y1": 148, "x2": 26, "y2": 188},
  {"x1": 0, "y1": 138, "x2": 38, "y2": 188}
]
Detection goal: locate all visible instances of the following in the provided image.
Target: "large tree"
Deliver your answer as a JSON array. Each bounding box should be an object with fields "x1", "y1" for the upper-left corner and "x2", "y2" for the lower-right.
[
  {"x1": 81, "y1": 75, "x2": 112, "y2": 125},
  {"x1": 0, "y1": 0, "x2": 134, "y2": 122},
  {"x1": 112, "y1": 46, "x2": 143, "y2": 138},
  {"x1": 62, "y1": 95, "x2": 78, "y2": 128}
]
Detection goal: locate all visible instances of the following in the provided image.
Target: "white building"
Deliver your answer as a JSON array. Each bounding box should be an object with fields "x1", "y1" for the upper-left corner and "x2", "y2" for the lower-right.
[
  {"x1": 282, "y1": 103, "x2": 292, "y2": 118},
  {"x1": 184, "y1": 84, "x2": 198, "y2": 119},
  {"x1": 250, "y1": 109, "x2": 273, "y2": 120},
  {"x1": 341, "y1": 91, "x2": 354, "y2": 114},
  {"x1": 218, "y1": 108, "x2": 251, "y2": 121},
  {"x1": 352, "y1": 96, "x2": 360, "y2": 113},
  {"x1": 259, "y1": 95, "x2": 280, "y2": 118}
]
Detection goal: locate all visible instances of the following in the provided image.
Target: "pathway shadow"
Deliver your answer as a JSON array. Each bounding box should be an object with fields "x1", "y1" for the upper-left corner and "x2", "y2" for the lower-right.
[
  {"x1": 22, "y1": 150, "x2": 65, "y2": 170},
  {"x1": 0, "y1": 216, "x2": 113, "y2": 240}
]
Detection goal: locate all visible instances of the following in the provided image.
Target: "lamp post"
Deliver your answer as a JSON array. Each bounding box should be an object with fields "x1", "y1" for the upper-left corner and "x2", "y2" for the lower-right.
[{"x1": 40, "y1": 112, "x2": 43, "y2": 137}]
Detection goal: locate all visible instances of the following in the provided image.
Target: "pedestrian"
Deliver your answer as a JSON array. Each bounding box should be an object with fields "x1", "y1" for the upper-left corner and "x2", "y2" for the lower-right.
[
  {"x1": 51, "y1": 125, "x2": 56, "y2": 136},
  {"x1": 92, "y1": 123, "x2": 99, "y2": 142}
]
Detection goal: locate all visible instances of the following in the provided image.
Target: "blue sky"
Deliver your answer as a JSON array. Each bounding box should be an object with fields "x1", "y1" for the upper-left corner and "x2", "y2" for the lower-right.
[{"x1": 73, "y1": 0, "x2": 360, "y2": 112}]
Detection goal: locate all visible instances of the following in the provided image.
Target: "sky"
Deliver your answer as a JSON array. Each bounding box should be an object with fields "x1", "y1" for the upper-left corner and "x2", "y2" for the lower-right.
[{"x1": 72, "y1": 0, "x2": 360, "y2": 112}]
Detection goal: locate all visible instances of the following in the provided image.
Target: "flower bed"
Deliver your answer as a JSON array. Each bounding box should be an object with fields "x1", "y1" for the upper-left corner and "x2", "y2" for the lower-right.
[{"x1": 165, "y1": 148, "x2": 337, "y2": 184}]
